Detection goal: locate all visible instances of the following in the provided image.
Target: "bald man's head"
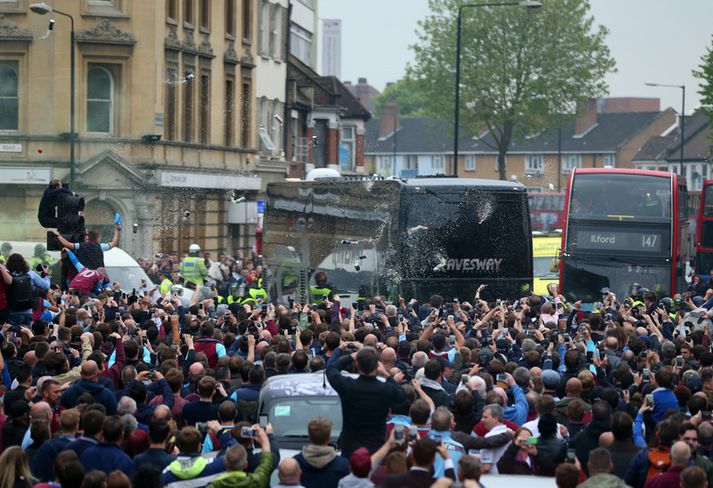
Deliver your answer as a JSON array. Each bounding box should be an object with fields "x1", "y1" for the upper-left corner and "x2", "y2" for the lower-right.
[
  {"x1": 671, "y1": 441, "x2": 692, "y2": 466},
  {"x1": 278, "y1": 458, "x2": 302, "y2": 484},
  {"x1": 565, "y1": 378, "x2": 582, "y2": 397},
  {"x1": 23, "y1": 351, "x2": 37, "y2": 368},
  {"x1": 364, "y1": 334, "x2": 378, "y2": 347},
  {"x1": 80, "y1": 360, "x2": 100, "y2": 381},
  {"x1": 189, "y1": 362, "x2": 204, "y2": 378},
  {"x1": 31, "y1": 401, "x2": 52, "y2": 421},
  {"x1": 380, "y1": 347, "x2": 396, "y2": 368},
  {"x1": 412, "y1": 351, "x2": 429, "y2": 369},
  {"x1": 153, "y1": 405, "x2": 172, "y2": 422}
]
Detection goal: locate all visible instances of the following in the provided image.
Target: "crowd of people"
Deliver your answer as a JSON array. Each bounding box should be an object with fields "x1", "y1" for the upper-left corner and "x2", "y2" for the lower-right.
[{"x1": 4, "y1": 227, "x2": 713, "y2": 488}]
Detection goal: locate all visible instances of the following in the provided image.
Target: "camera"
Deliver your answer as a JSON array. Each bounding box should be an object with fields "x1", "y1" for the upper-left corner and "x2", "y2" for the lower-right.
[
  {"x1": 195, "y1": 422, "x2": 209, "y2": 434},
  {"x1": 496, "y1": 373, "x2": 507, "y2": 382},
  {"x1": 393, "y1": 425, "x2": 405, "y2": 444},
  {"x1": 183, "y1": 210, "x2": 191, "y2": 220},
  {"x1": 147, "y1": 372, "x2": 156, "y2": 380},
  {"x1": 461, "y1": 374, "x2": 469, "y2": 385},
  {"x1": 241, "y1": 426, "x2": 257, "y2": 438},
  {"x1": 132, "y1": 223, "x2": 139, "y2": 234},
  {"x1": 408, "y1": 426, "x2": 418, "y2": 442}
]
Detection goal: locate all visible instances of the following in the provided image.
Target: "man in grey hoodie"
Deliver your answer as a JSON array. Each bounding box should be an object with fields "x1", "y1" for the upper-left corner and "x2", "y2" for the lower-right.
[{"x1": 293, "y1": 418, "x2": 350, "y2": 488}]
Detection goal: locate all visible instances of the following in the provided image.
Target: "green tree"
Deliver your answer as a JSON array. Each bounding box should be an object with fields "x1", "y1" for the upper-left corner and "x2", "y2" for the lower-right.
[
  {"x1": 694, "y1": 34, "x2": 713, "y2": 132},
  {"x1": 374, "y1": 77, "x2": 430, "y2": 117},
  {"x1": 409, "y1": 0, "x2": 616, "y2": 180}
]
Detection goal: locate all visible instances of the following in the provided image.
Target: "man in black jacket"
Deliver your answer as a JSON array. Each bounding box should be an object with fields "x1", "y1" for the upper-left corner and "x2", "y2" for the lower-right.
[
  {"x1": 326, "y1": 345, "x2": 407, "y2": 458},
  {"x1": 573, "y1": 400, "x2": 612, "y2": 476}
]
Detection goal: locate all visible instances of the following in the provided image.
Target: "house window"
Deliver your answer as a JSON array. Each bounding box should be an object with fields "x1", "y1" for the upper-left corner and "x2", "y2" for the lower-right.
[
  {"x1": 0, "y1": 61, "x2": 18, "y2": 131},
  {"x1": 602, "y1": 154, "x2": 615, "y2": 167},
  {"x1": 225, "y1": 78, "x2": 234, "y2": 146},
  {"x1": 242, "y1": 0, "x2": 252, "y2": 42},
  {"x1": 340, "y1": 126, "x2": 355, "y2": 170},
  {"x1": 406, "y1": 155, "x2": 418, "y2": 170},
  {"x1": 87, "y1": 66, "x2": 114, "y2": 133},
  {"x1": 225, "y1": 0, "x2": 235, "y2": 36},
  {"x1": 432, "y1": 155, "x2": 444, "y2": 170},
  {"x1": 525, "y1": 154, "x2": 544, "y2": 174},
  {"x1": 199, "y1": 72, "x2": 210, "y2": 144},
  {"x1": 183, "y1": 69, "x2": 194, "y2": 141},
  {"x1": 165, "y1": 66, "x2": 178, "y2": 140},
  {"x1": 184, "y1": 0, "x2": 194, "y2": 25},
  {"x1": 258, "y1": 1, "x2": 270, "y2": 55},
  {"x1": 241, "y1": 80, "x2": 251, "y2": 147},
  {"x1": 269, "y1": 3, "x2": 279, "y2": 57},
  {"x1": 199, "y1": 0, "x2": 210, "y2": 30},
  {"x1": 272, "y1": 100, "x2": 283, "y2": 153},
  {"x1": 465, "y1": 155, "x2": 476, "y2": 171},
  {"x1": 290, "y1": 23, "x2": 313, "y2": 67},
  {"x1": 380, "y1": 155, "x2": 393, "y2": 176},
  {"x1": 562, "y1": 154, "x2": 581, "y2": 174},
  {"x1": 167, "y1": 0, "x2": 177, "y2": 20}
]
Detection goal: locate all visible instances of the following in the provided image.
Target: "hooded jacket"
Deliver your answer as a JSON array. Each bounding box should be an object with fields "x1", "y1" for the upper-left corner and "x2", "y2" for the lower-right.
[
  {"x1": 207, "y1": 451, "x2": 272, "y2": 488},
  {"x1": 337, "y1": 474, "x2": 374, "y2": 488},
  {"x1": 60, "y1": 379, "x2": 117, "y2": 415},
  {"x1": 574, "y1": 420, "x2": 612, "y2": 476},
  {"x1": 162, "y1": 454, "x2": 226, "y2": 488},
  {"x1": 294, "y1": 444, "x2": 350, "y2": 488},
  {"x1": 579, "y1": 474, "x2": 633, "y2": 488}
]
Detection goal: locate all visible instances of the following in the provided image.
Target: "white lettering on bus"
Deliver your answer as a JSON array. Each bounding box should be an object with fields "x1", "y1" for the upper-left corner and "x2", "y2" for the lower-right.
[{"x1": 445, "y1": 258, "x2": 503, "y2": 272}]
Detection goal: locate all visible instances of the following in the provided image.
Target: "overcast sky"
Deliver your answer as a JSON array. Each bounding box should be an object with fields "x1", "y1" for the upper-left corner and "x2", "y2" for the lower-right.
[{"x1": 318, "y1": 0, "x2": 713, "y2": 112}]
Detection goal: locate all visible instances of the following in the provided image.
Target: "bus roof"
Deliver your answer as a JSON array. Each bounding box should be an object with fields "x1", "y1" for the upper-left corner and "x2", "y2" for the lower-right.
[
  {"x1": 405, "y1": 177, "x2": 527, "y2": 191},
  {"x1": 573, "y1": 168, "x2": 675, "y2": 178}
]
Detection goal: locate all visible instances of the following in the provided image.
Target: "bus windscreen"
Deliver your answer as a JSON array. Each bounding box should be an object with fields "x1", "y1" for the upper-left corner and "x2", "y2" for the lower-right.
[{"x1": 569, "y1": 173, "x2": 671, "y2": 222}]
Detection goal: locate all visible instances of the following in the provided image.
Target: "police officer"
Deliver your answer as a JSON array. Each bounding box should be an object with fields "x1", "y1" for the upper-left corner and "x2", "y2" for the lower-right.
[
  {"x1": 245, "y1": 273, "x2": 267, "y2": 302},
  {"x1": 158, "y1": 271, "x2": 173, "y2": 295},
  {"x1": 179, "y1": 244, "x2": 209, "y2": 287},
  {"x1": 225, "y1": 282, "x2": 245, "y2": 305},
  {"x1": 310, "y1": 271, "x2": 332, "y2": 301},
  {"x1": 28, "y1": 244, "x2": 53, "y2": 270},
  {"x1": 0, "y1": 242, "x2": 12, "y2": 264}
]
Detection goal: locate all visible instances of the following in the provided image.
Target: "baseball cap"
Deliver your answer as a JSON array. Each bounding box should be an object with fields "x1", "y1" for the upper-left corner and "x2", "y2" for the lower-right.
[
  {"x1": 8, "y1": 401, "x2": 29, "y2": 418},
  {"x1": 541, "y1": 369, "x2": 561, "y2": 390}
]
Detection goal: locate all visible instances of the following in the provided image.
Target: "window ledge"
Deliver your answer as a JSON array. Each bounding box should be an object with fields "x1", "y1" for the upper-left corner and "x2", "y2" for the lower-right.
[
  {"x1": 225, "y1": 33, "x2": 236, "y2": 41},
  {"x1": 166, "y1": 17, "x2": 178, "y2": 26},
  {"x1": 184, "y1": 22, "x2": 195, "y2": 30},
  {"x1": 0, "y1": 7, "x2": 26, "y2": 14},
  {"x1": 199, "y1": 26, "x2": 211, "y2": 34}
]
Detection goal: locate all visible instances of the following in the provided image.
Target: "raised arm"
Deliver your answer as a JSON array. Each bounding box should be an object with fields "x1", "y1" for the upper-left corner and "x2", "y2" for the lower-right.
[
  {"x1": 53, "y1": 231, "x2": 76, "y2": 250},
  {"x1": 109, "y1": 224, "x2": 120, "y2": 249}
]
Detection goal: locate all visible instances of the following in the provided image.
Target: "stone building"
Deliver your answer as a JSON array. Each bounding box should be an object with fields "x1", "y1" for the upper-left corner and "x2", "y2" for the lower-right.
[{"x1": 0, "y1": 0, "x2": 275, "y2": 258}]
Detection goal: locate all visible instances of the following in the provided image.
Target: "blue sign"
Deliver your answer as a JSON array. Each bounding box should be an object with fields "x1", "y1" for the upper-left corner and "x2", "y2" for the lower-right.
[{"x1": 257, "y1": 200, "x2": 265, "y2": 214}]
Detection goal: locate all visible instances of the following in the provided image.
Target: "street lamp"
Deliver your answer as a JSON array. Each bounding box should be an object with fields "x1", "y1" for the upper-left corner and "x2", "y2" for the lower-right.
[
  {"x1": 453, "y1": 0, "x2": 542, "y2": 178},
  {"x1": 30, "y1": 2, "x2": 76, "y2": 188},
  {"x1": 645, "y1": 82, "x2": 686, "y2": 177}
]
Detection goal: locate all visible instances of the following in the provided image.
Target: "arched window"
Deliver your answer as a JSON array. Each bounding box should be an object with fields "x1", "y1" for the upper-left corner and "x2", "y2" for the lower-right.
[
  {"x1": 0, "y1": 62, "x2": 19, "y2": 131},
  {"x1": 87, "y1": 66, "x2": 113, "y2": 133}
]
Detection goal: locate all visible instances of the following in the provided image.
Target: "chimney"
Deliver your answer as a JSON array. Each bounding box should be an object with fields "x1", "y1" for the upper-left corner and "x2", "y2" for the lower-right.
[
  {"x1": 575, "y1": 98, "x2": 598, "y2": 136},
  {"x1": 358, "y1": 77, "x2": 367, "y2": 85},
  {"x1": 380, "y1": 104, "x2": 400, "y2": 139}
]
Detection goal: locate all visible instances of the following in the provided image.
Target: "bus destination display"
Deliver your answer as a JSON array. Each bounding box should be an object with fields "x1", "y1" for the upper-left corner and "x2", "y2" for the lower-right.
[{"x1": 574, "y1": 230, "x2": 664, "y2": 253}]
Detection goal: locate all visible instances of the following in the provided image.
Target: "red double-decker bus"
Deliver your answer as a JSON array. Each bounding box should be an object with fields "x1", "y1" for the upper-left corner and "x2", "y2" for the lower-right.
[
  {"x1": 560, "y1": 168, "x2": 688, "y2": 301},
  {"x1": 528, "y1": 192, "x2": 564, "y2": 231},
  {"x1": 695, "y1": 180, "x2": 713, "y2": 277}
]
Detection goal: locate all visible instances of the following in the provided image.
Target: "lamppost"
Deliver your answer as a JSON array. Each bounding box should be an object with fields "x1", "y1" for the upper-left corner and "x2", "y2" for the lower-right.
[
  {"x1": 453, "y1": 0, "x2": 542, "y2": 178},
  {"x1": 645, "y1": 82, "x2": 686, "y2": 176},
  {"x1": 30, "y1": 2, "x2": 76, "y2": 188}
]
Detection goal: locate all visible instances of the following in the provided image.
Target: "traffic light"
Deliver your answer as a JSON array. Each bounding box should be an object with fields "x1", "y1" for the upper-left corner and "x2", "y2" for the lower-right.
[
  {"x1": 46, "y1": 192, "x2": 85, "y2": 250},
  {"x1": 57, "y1": 193, "x2": 85, "y2": 232}
]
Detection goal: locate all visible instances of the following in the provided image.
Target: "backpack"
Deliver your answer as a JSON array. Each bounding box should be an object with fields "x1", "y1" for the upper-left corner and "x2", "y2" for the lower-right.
[
  {"x1": 646, "y1": 447, "x2": 671, "y2": 483},
  {"x1": 8, "y1": 274, "x2": 34, "y2": 311}
]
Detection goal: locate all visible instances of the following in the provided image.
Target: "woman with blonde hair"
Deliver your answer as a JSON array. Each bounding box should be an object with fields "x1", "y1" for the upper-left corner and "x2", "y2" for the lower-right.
[{"x1": 0, "y1": 446, "x2": 35, "y2": 488}]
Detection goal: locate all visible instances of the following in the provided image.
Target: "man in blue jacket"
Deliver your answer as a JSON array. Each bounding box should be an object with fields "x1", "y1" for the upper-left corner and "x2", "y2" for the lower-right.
[
  {"x1": 31, "y1": 408, "x2": 81, "y2": 482},
  {"x1": 60, "y1": 360, "x2": 117, "y2": 415},
  {"x1": 650, "y1": 368, "x2": 679, "y2": 422},
  {"x1": 79, "y1": 415, "x2": 136, "y2": 479}
]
